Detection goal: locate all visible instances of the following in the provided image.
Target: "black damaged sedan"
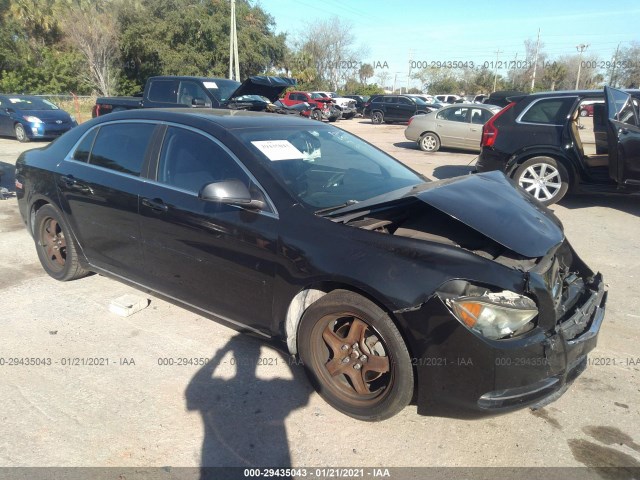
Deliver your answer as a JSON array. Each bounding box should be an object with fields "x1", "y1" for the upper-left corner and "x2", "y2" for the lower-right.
[{"x1": 15, "y1": 109, "x2": 606, "y2": 420}]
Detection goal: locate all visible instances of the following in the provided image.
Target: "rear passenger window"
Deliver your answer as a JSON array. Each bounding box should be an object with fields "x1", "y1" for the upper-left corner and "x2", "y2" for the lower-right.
[
  {"x1": 157, "y1": 127, "x2": 248, "y2": 193},
  {"x1": 520, "y1": 98, "x2": 575, "y2": 125},
  {"x1": 89, "y1": 123, "x2": 155, "y2": 176},
  {"x1": 72, "y1": 128, "x2": 98, "y2": 162}
]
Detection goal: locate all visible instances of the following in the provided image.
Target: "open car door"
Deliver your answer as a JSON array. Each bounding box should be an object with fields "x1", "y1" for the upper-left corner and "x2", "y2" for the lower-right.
[{"x1": 605, "y1": 86, "x2": 640, "y2": 185}]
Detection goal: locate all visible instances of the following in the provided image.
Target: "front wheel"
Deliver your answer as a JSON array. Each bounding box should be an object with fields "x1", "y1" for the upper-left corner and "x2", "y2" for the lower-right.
[
  {"x1": 514, "y1": 157, "x2": 569, "y2": 205},
  {"x1": 15, "y1": 123, "x2": 30, "y2": 143},
  {"x1": 579, "y1": 109, "x2": 588, "y2": 117},
  {"x1": 34, "y1": 204, "x2": 88, "y2": 281},
  {"x1": 298, "y1": 290, "x2": 414, "y2": 421},
  {"x1": 311, "y1": 109, "x2": 323, "y2": 121}
]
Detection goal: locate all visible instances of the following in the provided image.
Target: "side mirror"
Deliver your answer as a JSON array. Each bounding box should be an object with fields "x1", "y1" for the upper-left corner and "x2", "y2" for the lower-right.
[
  {"x1": 6, "y1": 107, "x2": 15, "y2": 114},
  {"x1": 192, "y1": 98, "x2": 206, "y2": 107},
  {"x1": 198, "y1": 179, "x2": 265, "y2": 210}
]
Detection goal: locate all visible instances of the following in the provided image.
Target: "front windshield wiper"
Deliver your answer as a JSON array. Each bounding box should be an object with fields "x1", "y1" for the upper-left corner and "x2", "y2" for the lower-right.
[{"x1": 315, "y1": 200, "x2": 359, "y2": 216}]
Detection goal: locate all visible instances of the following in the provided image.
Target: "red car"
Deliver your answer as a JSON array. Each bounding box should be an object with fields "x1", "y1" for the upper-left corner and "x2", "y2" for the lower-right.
[{"x1": 280, "y1": 91, "x2": 339, "y2": 122}]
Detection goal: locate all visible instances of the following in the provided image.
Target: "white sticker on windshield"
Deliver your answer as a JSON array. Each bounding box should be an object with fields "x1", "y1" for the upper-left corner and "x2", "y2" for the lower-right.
[
  {"x1": 203, "y1": 81, "x2": 218, "y2": 89},
  {"x1": 251, "y1": 140, "x2": 303, "y2": 161},
  {"x1": 9, "y1": 98, "x2": 22, "y2": 103}
]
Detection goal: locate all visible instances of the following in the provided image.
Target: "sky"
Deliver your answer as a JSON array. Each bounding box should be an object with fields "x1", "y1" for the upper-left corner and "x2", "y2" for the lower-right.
[{"x1": 256, "y1": 0, "x2": 640, "y2": 89}]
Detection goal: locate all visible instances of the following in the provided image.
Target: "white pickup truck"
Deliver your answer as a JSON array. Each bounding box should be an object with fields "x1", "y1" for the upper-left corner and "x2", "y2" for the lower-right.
[{"x1": 311, "y1": 91, "x2": 357, "y2": 119}]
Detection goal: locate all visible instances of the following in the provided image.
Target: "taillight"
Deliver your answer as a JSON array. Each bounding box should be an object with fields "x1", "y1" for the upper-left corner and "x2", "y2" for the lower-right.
[
  {"x1": 408, "y1": 116, "x2": 414, "y2": 126},
  {"x1": 481, "y1": 102, "x2": 515, "y2": 148}
]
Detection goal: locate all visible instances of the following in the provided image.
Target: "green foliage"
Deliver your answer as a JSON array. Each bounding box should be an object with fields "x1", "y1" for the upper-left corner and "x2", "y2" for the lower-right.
[{"x1": 341, "y1": 79, "x2": 383, "y2": 96}]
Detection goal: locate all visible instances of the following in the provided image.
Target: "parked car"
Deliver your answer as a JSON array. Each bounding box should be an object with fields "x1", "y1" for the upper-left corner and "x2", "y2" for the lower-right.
[
  {"x1": 343, "y1": 95, "x2": 369, "y2": 115},
  {"x1": 482, "y1": 90, "x2": 527, "y2": 108},
  {"x1": 92, "y1": 75, "x2": 295, "y2": 117},
  {"x1": 363, "y1": 95, "x2": 435, "y2": 124},
  {"x1": 405, "y1": 104, "x2": 501, "y2": 152},
  {"x1": 475, "y1": 86, "x2": 640, "y2": 205},
  {"x1": 434, "y1": 94, "x2": 462, "y2": 104},
  {"x1": 280, "y1": 91, "x2": 340, "y2": 122},
  {"x1": 578, "y1": 100, "x2": 603, "y2": 117},
  {"x1": 226, "y1": 94, "x2": 272, "y2": 111},
  {"x1": 310, "y1": 91, "x2": 357, "y2": 119},
  {"x1": 16, "y1": 108, "x2": 606, "y2": 420},
  {"x1": 0, "y1": 95, "x2": 77, "y2": 142}
]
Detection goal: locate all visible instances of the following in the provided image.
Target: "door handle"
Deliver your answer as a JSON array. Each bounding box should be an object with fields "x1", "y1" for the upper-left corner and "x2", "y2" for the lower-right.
[
  {"x1": 619, "y1": 128, "x2": 629, "y2": 135},
  {"x1": 142, "y1": 197, "x2": 168, "y2": 212},
  {"x1": 60, "y1": 175, "x2": 93, "y2": 194}
]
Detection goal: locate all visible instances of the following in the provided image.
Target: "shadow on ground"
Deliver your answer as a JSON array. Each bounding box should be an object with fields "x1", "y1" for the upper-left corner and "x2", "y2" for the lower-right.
[
  {"x1": 186, "y1": 334, "x2": 313, "y2": 478},
  {"x1": 0, "y1": 161, "x2": 16, "y2": 191},
  {"x1": 559, "y1": 193, "x2": 640, "y2": 216},
  {"x1": 432, "y1": 164, "x2": 475, "y2": 179}
]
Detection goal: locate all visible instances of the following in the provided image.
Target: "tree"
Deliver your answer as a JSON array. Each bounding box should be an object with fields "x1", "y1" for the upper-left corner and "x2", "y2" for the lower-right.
[
  {"x1": 541, "y1": 62, "x2": 567, "y2": 91},
  {"x1": 358, "y1": 63, "x2": 374, "y2": 83},
  {"x1": 60, "y1": 3, "x2": 120, "y2": 95},
  {"x1": 614, "y1": 42, "x2": 640, "y2": 88}
]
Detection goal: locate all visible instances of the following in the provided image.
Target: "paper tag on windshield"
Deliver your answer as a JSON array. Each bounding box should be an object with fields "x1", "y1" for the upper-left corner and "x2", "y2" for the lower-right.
[
  {"x1": 251, "y1": 140, "x2": 303, "y2": 161},
  {"x1": 203, "y1": 81, "x2": 218, "y2": 89}
]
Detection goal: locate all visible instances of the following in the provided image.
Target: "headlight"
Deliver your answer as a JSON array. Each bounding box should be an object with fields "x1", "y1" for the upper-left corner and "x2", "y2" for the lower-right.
[
  {"x1": 23, "y1": 116, "x2": 43, "y2": 124},
  {"x1": 444, "y1": 289, "x2": 538, "y2": 340},
  {"x1": 70, "y1": 115, "x2": 77, "y2": 123}
]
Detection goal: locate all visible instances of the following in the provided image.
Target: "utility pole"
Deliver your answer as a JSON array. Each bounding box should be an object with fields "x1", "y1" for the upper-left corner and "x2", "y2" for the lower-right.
[
  {"x1": 610, "y1": 43, "x2": 621, "y2": 87},
  {"x1": 493, "y1": 49, "x2": 502, "y2": 92},
  {"x1": 407, "y1": 50, "x2": 414, "y2": 93},
  {"x1": 392, "y1": 72, "x2": 398, "y2": 94},
  {"x1": 228, "y1": 0, "x2": 240, "y2": 81},
  {"x1": 575, "y1": 43, "x2": 589, "y2": 90},
  {"x1": 530, "y1": 28, "x2": 541, "y2": 92}
]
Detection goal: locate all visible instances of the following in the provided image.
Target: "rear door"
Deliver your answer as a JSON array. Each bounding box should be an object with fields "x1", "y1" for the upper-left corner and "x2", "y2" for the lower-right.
[
  {"x1": 467, "y1": 107, "x2": 495, "y2": 149},
  {"x1": 435, "y1": 106, "x2": 471, "y2": 148},
  {"x1": 56, "y1": 121, "x2": 157, "y2": 279},
  {"x1": 605, "y1": 86, "x2": 640, "y2": 185}
]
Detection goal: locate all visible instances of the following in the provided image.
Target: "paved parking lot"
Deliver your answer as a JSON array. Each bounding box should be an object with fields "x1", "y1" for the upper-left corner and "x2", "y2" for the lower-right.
[{"x1": 0, "y1": 120, "x2": 639, "y2": 472}]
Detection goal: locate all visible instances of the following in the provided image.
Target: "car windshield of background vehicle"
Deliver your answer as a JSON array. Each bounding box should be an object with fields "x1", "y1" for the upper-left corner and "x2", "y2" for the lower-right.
[
  {"x1": 205, "y1": 79, "x2": 241, "y2": 102},
  {"x1": 8, "y1": 98, "x2": 59, "y2": 110},
  {"x1": 236, "y1": 126, "x2": 423, "y2": 209}
]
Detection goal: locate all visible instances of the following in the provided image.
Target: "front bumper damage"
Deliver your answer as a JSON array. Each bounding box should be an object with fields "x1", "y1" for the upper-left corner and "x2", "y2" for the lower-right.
[{"x1": 400, "y1": 257, "x2": 606, "y2": 417}]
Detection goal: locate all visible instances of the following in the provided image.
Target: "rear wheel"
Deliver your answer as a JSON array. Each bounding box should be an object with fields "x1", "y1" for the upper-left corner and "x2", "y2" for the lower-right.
[
  {"x1": 418, "y1": 132, "x2": 440, "y2": 152},
  {"x1": 34, "y1": 204, "x2": 88, "y2": 281},
  {"x1": 371, "y1": 111, "x2": 384, "y2": 124},
  {"x1": 514, "y1": 157, "x2": 569, "y2": 205},
  {"x1": 298, "y1": 290, "x2": 413, "y2": 421},
  {"x1": 15, "y1": 124, "x2": 30, "y2": 143}
]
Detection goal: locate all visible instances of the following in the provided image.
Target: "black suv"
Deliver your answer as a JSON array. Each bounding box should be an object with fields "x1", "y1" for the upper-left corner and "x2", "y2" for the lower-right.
[
  {"x1": 475, "y1": 87, "x2": 640, "y2": 205},
  {"x1": 363, "y1": 95, "x2": 433, "y2": 124},
  {"x1": 343, "y1": 95, "x2": 369, "y2": 116}
]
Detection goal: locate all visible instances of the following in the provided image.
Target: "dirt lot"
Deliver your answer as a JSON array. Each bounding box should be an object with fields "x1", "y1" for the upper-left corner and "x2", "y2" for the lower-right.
[{"x1": 0, "y1": 119, "x2": 639, "y2": 474}]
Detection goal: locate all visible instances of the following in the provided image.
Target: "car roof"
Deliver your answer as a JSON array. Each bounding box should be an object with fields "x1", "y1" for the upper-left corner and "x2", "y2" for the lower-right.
[
  {"x1": 516, "y1": 88, "x2": 640, "y2": 100},
  {"x1": 97, "y1": 107, "x2": 318, "y2": 129}
]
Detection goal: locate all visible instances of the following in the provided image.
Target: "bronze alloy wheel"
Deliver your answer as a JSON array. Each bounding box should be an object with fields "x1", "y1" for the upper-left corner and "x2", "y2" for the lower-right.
[
  {"x1": 34, "y1": 204, "x2": 88, "y2": 281},
  {"x1": 39, "y1": 216, "x2": 67, "y2": 273},
  {"x1": 298, "y1": 290, "x2": 413, "y2": 421}
]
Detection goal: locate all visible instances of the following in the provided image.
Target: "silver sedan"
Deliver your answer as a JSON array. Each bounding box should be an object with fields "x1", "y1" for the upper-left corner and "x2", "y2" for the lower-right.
[{"x1": 404, "y1": 104, "x2": 501, "y2": 152}]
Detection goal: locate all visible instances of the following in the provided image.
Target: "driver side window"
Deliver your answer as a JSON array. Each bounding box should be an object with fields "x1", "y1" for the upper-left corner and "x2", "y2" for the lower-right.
[{"x1": 157, "y1": 127, "x2": 249, "y2": 193}]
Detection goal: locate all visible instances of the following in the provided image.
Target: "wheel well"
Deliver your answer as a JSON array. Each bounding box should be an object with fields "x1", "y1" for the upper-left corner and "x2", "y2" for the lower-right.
[
  {"x1": 420, "y1": 131, "x2": 440, "y2": 140},
  {"x1": 284, "y1": 281, "x2": 411, "y2": 357},
  {"x1": 29, "y1": 200, "x2": 49, "y2": 234}
]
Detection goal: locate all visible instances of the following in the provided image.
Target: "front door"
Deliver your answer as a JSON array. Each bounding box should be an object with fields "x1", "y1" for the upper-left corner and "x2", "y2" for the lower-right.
[
  {"x1": 605, "y1": 86, "x2": 640, "y2": 185},
  {"x1": 138, "y1": 125, "x2": 278, "y2": 335}
]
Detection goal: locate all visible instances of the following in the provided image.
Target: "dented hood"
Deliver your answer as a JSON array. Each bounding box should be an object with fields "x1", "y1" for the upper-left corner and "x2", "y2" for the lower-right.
[
  {"x1": 332, "y1": 171, "x2": 564, "y2": 258},
  {"x1": 412, "y1": 172, "x2": 564, "y2": 257}
]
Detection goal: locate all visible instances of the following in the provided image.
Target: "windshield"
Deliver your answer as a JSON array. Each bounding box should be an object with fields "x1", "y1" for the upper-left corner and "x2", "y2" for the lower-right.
[
  {"x1": 236, "y1": 126, "x2": 423, "y2": 210},
  {"x1": 205, "y1": 79, "x2": 241, "y2": 102},
  {"x1": 7, "y1": 97, "x2": 59, "y2": 110},
  {"x1": 412, "y1": 97, "x2": 428, "y2": 105},
  {"x1": 310, "y1": 92, "x2": 327, "y2": 99}
]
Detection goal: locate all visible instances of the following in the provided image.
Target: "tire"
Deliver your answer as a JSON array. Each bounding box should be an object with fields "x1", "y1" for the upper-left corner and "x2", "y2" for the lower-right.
[
  {"x1": 311, "y1": 109, "x2": 323, "y2": 121},
  {"x1": 34, "y1": 204, "x2": 88, "y2": 281},
  {"x1": 297, "y1": 289, "x2": 413, "y2": 421},
  {"x1": 328, "y1": 116, "x2": 338, "y2": 123},
  {"x1": 579, "y1": 109, "x2": 588, "y2": 117},
  {"x1": 371, "y1": 111, "x2": 384, "y2": 125},
  {"x1": 513, "y1": 156, "x2": 570, "y2": 206},
  {"x1": 343, "y1": 113, "x2": 355, "y2": 120},
  {"x1": 418, "y1": 132, "x2": 440, "y2": 152},
  {"x1": 15, "y1": 123, "x2": 30, "y2": 143}
]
